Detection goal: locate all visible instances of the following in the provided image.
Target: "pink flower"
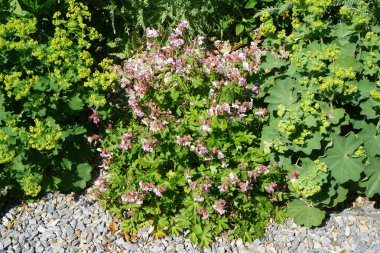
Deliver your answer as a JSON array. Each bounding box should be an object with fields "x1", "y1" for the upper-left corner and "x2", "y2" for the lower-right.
[
  {"x1": 121, "y1": 191, "x2": 139, "y2": 203},
  {"x1": 177, "y1": 20, "x2": 189, "y2": 30},
  {"x1": 199, "y1": 183, "x2": 212, "y2": 193},
  {"x1": 213, "y1": 199, "x2": 227, "y2": 215},
  {"x1": 251, "y1": 86, "x2": 260, "y2": 94},
  {"x1": 87, "y1": 134, "x2": 102, "y2": 144},
  {"x1": 176, "y1": 135, "x2": 192, "y2": 146},
  {"x1": 146, "y1": 28, "x2": 161, "y2": 39},
  {"x1": 218, "y1": 183, "x2": 228, "y2": 192},
  {"x1": 200, "y1": 120, "x2": 212, "y2": 132},
  {"x1": 197, "y1": 206, "x2": 209, "y2": 220},
  {"x1": 255, "y1": 108, "x2": 267, "y2": 117},
  {"x1": 97, "y1": 148, "x2": 110, "y2": 158},
  {"x1": 228, "y1": 172, "x2": 238, "y2": 183},
  {"x1": 120, "y1": 139, "x2": 132, "y2": 150},
  {"x1": 139, "y1": 182, "x2": 154, "y2": 192},
  {"x1": 170, "y1": 38, "x2": 184, "y2": 48},
  {"x1": 195, "y1": 144, "x2": 208, "y2": 155},
  {"x1": 153, "y1": 186, "x2": 166, "y2": 197},
  {"x1": 194, "y1": 193, "x2": 204, "y2": 202},
  {"x1": 238, "y1": 181, "x2": 250, "y2": 192},
  {"x1": 89, "y1": 108, "x2": 101, "y2": 125},
  {"x1": 217, "y1": 151, "x2": 224, "y2": 160},
  {"x1": 141, "y1": 138, "x2": 158, "y2": 152},
  {"x1": 265, "y1": 182, "x2": 277, "y2": 193}
]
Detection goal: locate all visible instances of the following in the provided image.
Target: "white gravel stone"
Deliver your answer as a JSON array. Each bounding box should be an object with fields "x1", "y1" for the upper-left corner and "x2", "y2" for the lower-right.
[{"x1": 1, "y1": 192, "x2": 380, "y2": 252}]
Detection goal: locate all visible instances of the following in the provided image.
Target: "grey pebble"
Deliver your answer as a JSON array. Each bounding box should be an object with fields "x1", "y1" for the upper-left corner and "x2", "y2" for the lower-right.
[{"x1": 2, "y1": 237, "x2": 11, "y2": 249}]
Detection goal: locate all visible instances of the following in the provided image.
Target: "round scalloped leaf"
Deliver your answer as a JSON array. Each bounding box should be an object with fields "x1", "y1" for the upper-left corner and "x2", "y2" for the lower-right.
[
  {"x1": 360, "y1": 156, "x2": 380, "y2": 198},
  {"x1": 301, "y1": 133, "x2": 323, "y2": 155},
  {"x1": 330, "y1": 185, "x2": 348, "y2": 207},
  {"x1": 360, "y1": 98, "x2": 379, "y2": 119},
  {"x1": 357, "y1": 80, "x2": 376, "y2": 102},
  {"x1": 287, "y1": 199, "x2": 325, "y2": 228},
  {"x1": 264, "y1": 78, "x2": 298, "y2": 112},
  {"x1": 358, "y1": 124, "x2": 380, "y2": 157},
  {"x1": 322, "y1": 133, "x2": 364, "y2": 184},
  {"x1": 320, "y1": 103, "x2": 346, "y2": 125}
]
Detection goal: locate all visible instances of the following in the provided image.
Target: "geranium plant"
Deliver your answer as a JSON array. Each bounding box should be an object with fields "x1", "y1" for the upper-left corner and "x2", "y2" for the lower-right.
[{"x1": 93, "y1": 22, "x2": 289, "y2": 246}]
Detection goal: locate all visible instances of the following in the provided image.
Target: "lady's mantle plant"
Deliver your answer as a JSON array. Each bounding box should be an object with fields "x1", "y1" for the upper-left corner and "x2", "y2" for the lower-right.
[
  {"x1": 0, "y1": 0, "x2": 116, "y2": 203},
  {"x1": 93, "y1": 23, "x2": 289, "y2": 246}
]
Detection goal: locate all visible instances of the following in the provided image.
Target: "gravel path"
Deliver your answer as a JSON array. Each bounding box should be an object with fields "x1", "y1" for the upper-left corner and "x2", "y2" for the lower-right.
[{"x1": 0, "y1": 192, "x2": 379, "y2": 253}]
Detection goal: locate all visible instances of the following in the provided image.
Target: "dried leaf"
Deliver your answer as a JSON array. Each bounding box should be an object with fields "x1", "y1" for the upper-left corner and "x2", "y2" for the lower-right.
[
  {"x1": 109, "y1": 221, "x2": 118, "y2": 235},
  {"x1": 122, "y1": 232, "x2": 130, "y2": 242}
]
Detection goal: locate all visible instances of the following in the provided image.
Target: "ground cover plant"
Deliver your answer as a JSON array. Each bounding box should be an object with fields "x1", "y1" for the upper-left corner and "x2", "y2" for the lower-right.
[
  {"x1": 0, "y1": 0, "x2": 116, "y2": 206},
  {"x1": 248, "y1": 0, "x2": 380, "y2": 228}
]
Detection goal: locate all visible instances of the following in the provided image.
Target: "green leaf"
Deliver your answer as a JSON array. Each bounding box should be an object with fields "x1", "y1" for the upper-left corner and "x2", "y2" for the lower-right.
[
  {"x1": 69, "y1": 95, "x2": 84, "y2": 111},
  {"x1": 360, "y1": 157, "x2": 380, "y2": 197},
  {"x1": 357, "y1": 80, "x2": 376, "y2": 101},
  {"x1": 320, "y1": 106, "x2": 345, "y2": 125},
  {"x1": 236, "y1": 23, "x2": 245, "y2": 35},
  {"x1": 333, "y1": 56, "x2": 362, "y2": 72},
  {"x1": 265, "y1": 78, "x2": 298, "y2": 112},
  {"x1": 360, "y1": 98, "x2": 379, "y2": 119},
  {"x1": 60, "y1": 158, "x2": 72, "y2": 171},
  {"x1": 10, "y1": 0, "x2": 24, "y2": 15},
  {"x1": 330, "y1": 185, "x2": 348, "y2": 207},
  {"x1": 287, "y1": 199, "x2": 325, "y2": 228},
  {"x1": 301, "y1": 133, "x2": 323, "y2": 155},
  {"x1": 358, "y1": 124, "x2": 380, "y2": 157},
  {"x1": 261, "y1": 54, "x2": 288, "y2": 71},
  {"x1": 245, "y1": 0, "x2": 257, "y2": 9},
  {"x1": 193, "y1": 224, "x2": 212, "y2": 247},
  {"x1": 322, "y1": 133, "x2": 364, "y2": 184},
  {"x1": 71, "y1": 163, "x2": 92, "y2": 189}
]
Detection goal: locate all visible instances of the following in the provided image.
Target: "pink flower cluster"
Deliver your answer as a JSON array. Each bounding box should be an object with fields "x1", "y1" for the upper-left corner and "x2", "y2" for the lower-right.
[
  {"x1": 208, "y1": 100, "x2": 255, "y2": 119},
  {"x1": 213, "y1": 199, "x2": 227, "y2": 215},
  {"x1": 89, "y1": 107, "x2": 101, "y2": 125},
  {"x1": 87, "y1": 134, "x2": 102, "y2": 145},
  {"x1": 197, "y1": 206, "x2": 209, "y2": 220},
  {"x1": 87, "y1": 177, "x2": 108, "y2": 201},
  {"x1": 121, "y1": 190, "x2": 144, "y2": 204},
  {"x1": 141, "y1": 138, "x2": 158, "y2": 152},
  {"x1": 120, "y1": 132, "x2": 136, "y2": 150},
  {"x1": 176, "y1": 135, "x2": 193, "y2": 146},
  {"x1": 265, "y1": 182, "x2": 277, "y2": 193},
  {"x1": 218, "y1": 172, "x2": 251, "y2": 193},
  {"x1": 248, "y1": 165, "x2": 270, "y2": 181},
  {"x1": 139, "y1": 181, "x2": 166, "y2": 197}
]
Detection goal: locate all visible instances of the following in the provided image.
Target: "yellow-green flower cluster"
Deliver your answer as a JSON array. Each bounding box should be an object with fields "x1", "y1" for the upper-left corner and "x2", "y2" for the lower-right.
[
  {"x1": 353, "y1": 145, "x2": 366, "y2": 158},
  {"x1": 0, "y1": 17, "x2": 38, "y2": 51},
  {"x1": 339, "y1": 1, "x2": 372, "y2": 28},
  {"x1": 290, "y1": 160, "x2": 328, "y2": 198},
  {"x1": 0, "y1": 142, "x2": 15, "y2": 164},
  {"x1": 84, "y1": 59, "x2": 118, "y2": 91},
  {"x1": 3, "y1": 71, "x2": 39, "y2": 101},
  {"x1": 18, "y1": 174, "x2": 42, "y2": 197},
  {"x1": 259, "y1": 11, "x2": 276, "y2": 36},
  {"x1": 370, "y1": 89, "x2": 380, "y2": 101},
  {"x1": 28, "y1": 119, "x2": 62, "y2": 151}
]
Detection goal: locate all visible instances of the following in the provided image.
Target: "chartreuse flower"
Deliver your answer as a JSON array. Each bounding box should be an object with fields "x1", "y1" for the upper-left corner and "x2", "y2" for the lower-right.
[
  {"x1": 290, "y1": 159, "x2": 328, "y2": 198},
  {"x1": 18, "y1": 174, "x2": 42, "y2": 197},
  {"x1": 28, "y1": 118, "x2": 62, "y2": 151}
]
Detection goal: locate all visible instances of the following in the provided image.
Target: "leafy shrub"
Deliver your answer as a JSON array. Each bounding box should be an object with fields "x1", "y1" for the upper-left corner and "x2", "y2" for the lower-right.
[
  {"x1": 250, "y1": 0, "x2": 380, "y2": 227},
  {"x1": 0, "y1": 0, "x2": 116, "y2": 203},
  {"x1": 83, "y1": 0, "x2": 250, "y2": 57},
  {"x1": 93, "y1": 24, "x2": 289, "y2": 246}
]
